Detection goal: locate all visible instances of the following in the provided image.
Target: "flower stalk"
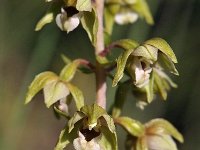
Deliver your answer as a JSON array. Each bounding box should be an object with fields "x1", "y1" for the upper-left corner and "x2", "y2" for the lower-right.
[{"x1": 95, "y1": 0, "x2": 107, "y2": 109}]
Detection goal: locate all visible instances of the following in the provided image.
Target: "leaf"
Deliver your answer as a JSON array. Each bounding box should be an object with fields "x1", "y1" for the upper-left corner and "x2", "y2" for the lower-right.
[
  {"x1": 68, "y1": 111, "x2": 85, "y2": 133},
  {"x1": 115, "y1": 117, "x2": 145, "y2": 137},
  {"x1": 76, "y1": 0, "x2": 92, "y2": 12},
  {"x1": 66, "y1": 83, "x2": 84, "y2": 110},
  {"x1": 81, "y1": 8, "x2": 98, "y2": 46},
  {"x1": 35, "y1": 12, "x2": 54, "y2": 31},
  {"x1": 158, "y1": 53, "x2": 179, "y2": 75},
  {"x1": 112, "y1": 39, "x2": 139, "y2": 87},
  {"x1": 146, "y1": 118, "x2": 184, "y2": 143},
  {"x1": 81, "y1": 104, "x2": 106, "y2": 129},
  {"x1": 25, "y1": 72, "x2": 58, "y2": 104},
  {"x1": 59, "y1": 60, "x2": 80, "y2": 82},
  {"x1": 144, "y1": 72, "x2": 154, "y2": 103},
  {"x1": 99, "y1": 126, "x2": 118, "y2": 150},
  {"x1": 44, "y1": 81, "x2": 70, "y2": 108},
  {"x1": 144, "y1": 38, "x2": 178, "y2": 63},
  {"x1": 132, "y1": 0, "x2": 154, "y2": 25},
  {"x1": 112, "y1": 82, "x2": 131, "y2": 118}
]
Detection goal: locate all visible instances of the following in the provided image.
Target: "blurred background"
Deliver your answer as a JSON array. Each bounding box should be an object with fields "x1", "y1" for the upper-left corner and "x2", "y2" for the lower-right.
[{"x1": 1, "y1": 0, "x2": 200, "y2": 149}]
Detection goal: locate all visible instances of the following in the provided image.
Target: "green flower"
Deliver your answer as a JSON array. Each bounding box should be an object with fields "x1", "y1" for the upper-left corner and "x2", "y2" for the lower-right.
[
  {"x1": 25, "y1": 60, "x2": 85, "y2": 114},
  {"x1": 126, "y1": 119, "x2": 184, "y2": 150},
  {"x1": 115, "y1": 117, "x2": 183, "y2": 150},
  {"x1": 55, "y1": 104, "x2": 118, "y2": 150},
  {"x1": 113, "y1": 38, "x2": 179, "y2": 105}
]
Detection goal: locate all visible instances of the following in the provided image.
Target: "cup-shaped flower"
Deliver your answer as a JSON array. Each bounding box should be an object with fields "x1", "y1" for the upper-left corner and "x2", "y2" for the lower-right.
[
  {"x1": 25, "y1": 59, "x2": 85, "y2": 115},
  {"x1": 35, "y1": 0, "x2": 92, "y2": 32},
  {"x1": 115, "y1": 117, "x2": 184, "y2": 150},
  {"x1": 104, "y1": 0, "x2": 154, "y2": 34},
  {"x1": 55, "y1": 104, "x2": 118, "y2": 150},
  {"x1": 113, "y1": 38, "x2": 179, "y2": 105}
]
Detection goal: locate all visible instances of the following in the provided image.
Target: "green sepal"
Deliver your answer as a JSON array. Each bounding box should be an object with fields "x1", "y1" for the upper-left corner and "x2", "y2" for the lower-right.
[
  {"x1": 68, "y1": 111, "x2": 85, "y2": 133},
  {"x1": 133, "y1": 45, "x2": 158, "y2": 62},
  {"x1": 25, "y1": 71, "x2": 58, "y2": 104},
  {"x1": 131, "y1": 0, "x2": 154, "y2": 25},
  {"x1": 154, "y1": 70, "x2": 167, "y2": 100},
  {"x1": 44, "y1": 80, "x2": 70, "y2": 108},
  {"x1": 145, "y1": 118, "x2": 184, "y2": 143},
  {"x1": 144, "y1": 72, "x2": 154, "y2": 103},
  {"x1": 53, "y1": 105, "x2": 68, "y2": 119},
  {"x1": 144, "y1": 38, "x2": 178, "y2": 63},
  {"x1": 112, "y1": 82, "x2": 131, "y2": 118},
  {"x1": 81, "y1": 8, "x2": 98, "y2": 46},
  {"x1": 76, "y1": 0, "x2": 92, "y2": 12},
  {"x1": 54, "y1": 123, "x2": 81, "y2": 150},
  {"x1": 102, "y1": 114, "x2": 116, "y2": 133},
  {"x1": 59, "y1": 60, "x2": 80, "y2": 82},
  {"x1": 115, "y1": 117, "x2": 145, "y2": 137},
  {"x1": 112, "y1": 39, "x2": 139, "y2": 86},
  {"x1": 99, "y1": 126, "x2": 118, "y2": 150},
  {"x1": 54, "y1": 127, "x2": 70, "y2": 150},
  {"x1": 113, "y1": 39, "x2": 139, "y2": 51},
  {"x1": 81, "y1": 104, "x2": 107, "y2": 128},
  {"x1": 158, "y1": 53, "x2": 179, "y2": 75},
  {"x1": 66, "y1": 83, "x2": 85, "y2": 110}
]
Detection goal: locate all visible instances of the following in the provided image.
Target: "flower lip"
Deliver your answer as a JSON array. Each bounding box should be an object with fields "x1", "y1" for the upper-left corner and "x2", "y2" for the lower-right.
[
  {"x1": 80, "y1": 128, "x2": 101, "y2": 142},
  {"x1": 63, "y1": 6, "x2": 79, "y2": 17}
]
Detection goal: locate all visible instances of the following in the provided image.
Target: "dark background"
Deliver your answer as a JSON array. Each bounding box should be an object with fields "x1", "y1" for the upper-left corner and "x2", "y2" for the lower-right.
[{"x1": 0, "y1": 0, "x2": 200, "y2": 149}]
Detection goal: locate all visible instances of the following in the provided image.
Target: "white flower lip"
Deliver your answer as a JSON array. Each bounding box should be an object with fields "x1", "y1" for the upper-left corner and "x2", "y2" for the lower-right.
[
  {"x1": 132, "y1": 57, "x2": 152, "y2": 88},
  {"x1": 56, "y1": 8, "x2": 81, "y2": 33},
  {"x1": 73, "y1": 131, "x2": 101, "y2": 150},
  {"x1": 115, "y1": 11, "x2": 138, "y2": 25}
]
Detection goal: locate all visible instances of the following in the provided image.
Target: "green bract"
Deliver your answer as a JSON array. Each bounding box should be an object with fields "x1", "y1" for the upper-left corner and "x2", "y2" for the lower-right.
[{"x1": 55, "y1": 104, "x2": 118, "y2": 150}]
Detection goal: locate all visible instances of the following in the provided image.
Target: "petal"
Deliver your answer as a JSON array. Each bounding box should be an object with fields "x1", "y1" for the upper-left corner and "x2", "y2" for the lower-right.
[
  {"x1": 73, "y1": 131, "x2": 102, "y2": 150},
  {"x1": 56, "y1": 14, "x2": 64, "y2": 30},
  {"x1": 146, "y1": 135, "x2": 177, "y2": 150},
  {"x1": 132, "y1": 57, "x2": 152, "y2": 88},
  {"x1": 115, "y1": 11, "x2": 138, "y2": 25},
  {"x1": 63, "y1": 14, "x2": 80, "y2": 33},
  {"x1": 58, "y1": 98, "x2": 69, "y2": 114}
]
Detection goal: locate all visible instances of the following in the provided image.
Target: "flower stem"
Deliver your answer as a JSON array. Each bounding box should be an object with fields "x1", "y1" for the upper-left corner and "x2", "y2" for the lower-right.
[{"x1": 95, "y1": 0, "x2": 106, "y2": 109}]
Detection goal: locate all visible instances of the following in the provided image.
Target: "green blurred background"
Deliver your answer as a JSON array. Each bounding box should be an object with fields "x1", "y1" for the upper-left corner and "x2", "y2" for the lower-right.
[{"x1": 1, "y1": 0, "x2": 200, "y2": 149}]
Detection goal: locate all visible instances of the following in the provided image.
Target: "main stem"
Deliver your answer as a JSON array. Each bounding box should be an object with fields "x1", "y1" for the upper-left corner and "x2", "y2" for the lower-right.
[{"x1": 95, "y1": 0, "x2": 106, "y2": 109}]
